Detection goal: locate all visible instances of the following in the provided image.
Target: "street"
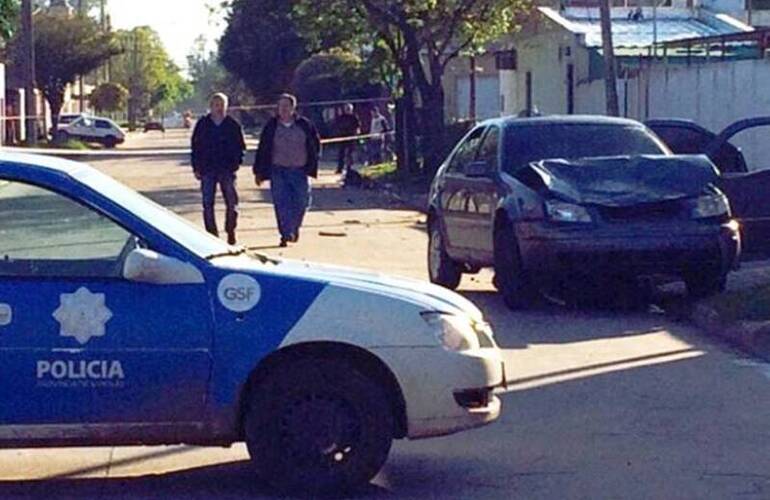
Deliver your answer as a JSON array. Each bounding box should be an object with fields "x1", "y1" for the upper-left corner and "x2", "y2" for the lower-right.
[{"x1": 2, "y1": 137, "x2": 770, "y2": 499}]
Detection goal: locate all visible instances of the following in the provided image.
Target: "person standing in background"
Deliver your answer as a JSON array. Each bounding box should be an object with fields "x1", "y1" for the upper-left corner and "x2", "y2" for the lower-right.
[
  {"x1": 191, "y1": 93, "x2": 246, "y2": 245},
  {"x1": 254, "y1": 94, "x2": 321, "y2": 247},
  {"x1": 368, "y1": 107, "x2": 389, "y2": 165},
  {"x1": 333, "y1": 103, "x2": 361, "y2": 174}
]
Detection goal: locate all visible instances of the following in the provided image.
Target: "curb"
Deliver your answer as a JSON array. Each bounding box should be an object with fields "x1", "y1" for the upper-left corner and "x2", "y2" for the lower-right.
[{"x1": 690, "y1": 302, "x2": 770, "y2": 361}]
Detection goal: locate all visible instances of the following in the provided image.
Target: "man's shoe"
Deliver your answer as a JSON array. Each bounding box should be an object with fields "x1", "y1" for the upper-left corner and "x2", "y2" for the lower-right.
[
  {"x1": 227, "y1": 232, "x2": 237, "y2": 245},
  {"x1": 289, "y1": 232, "x2": 300, "y2": 243},
  {"x1": 279, "y1": 238, "x2": 288, "y2": 248}
]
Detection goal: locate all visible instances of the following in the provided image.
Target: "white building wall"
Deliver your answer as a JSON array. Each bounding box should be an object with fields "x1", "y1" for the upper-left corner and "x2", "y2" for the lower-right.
[
  {"x1": 500, "y1": 25, "x2": 584, "y2": 116},
  {"x1": 573, "y1": 58, "x2": 770, "y2": 168}
]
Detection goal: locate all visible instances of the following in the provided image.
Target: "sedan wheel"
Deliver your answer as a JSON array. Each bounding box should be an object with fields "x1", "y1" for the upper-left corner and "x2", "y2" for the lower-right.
[
  {"x1": 428, "y1": 223, "x2": 462, "y2": 290},
  {"x1": 494, "y1": 221, "x2": 537, "y2": 310}
]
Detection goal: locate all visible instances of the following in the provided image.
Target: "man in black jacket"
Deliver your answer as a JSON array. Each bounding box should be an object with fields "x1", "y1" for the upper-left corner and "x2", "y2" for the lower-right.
[
  {"x1": 191, "y1": 93, "x2": 246, "y2": 245},
  {"x1": 254, "y1": 94, "x2": 321, "y2": 247}
]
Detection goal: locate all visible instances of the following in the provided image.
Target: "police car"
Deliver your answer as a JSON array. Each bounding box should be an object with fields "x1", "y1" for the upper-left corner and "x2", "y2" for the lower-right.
[{"x1": 0, "y1": 153, "x2": 505, "y2": 492}]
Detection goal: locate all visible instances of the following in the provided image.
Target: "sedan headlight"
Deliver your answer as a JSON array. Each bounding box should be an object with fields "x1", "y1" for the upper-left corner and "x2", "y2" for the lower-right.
[
  {"x1": 421, "y1": 312, "x2": 481, "y2": 352},
  {"x1": 545, "y1": 200, "x2": 592, "y2": 223},
  {"x1": 691, "y1": 194, "x2": 729, "y2": 219}
]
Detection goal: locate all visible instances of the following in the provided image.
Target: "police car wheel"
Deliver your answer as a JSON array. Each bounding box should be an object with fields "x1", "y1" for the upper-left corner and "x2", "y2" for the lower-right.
[{"x1": 245, "y1": 359, "x2": 394, "y2": 493}]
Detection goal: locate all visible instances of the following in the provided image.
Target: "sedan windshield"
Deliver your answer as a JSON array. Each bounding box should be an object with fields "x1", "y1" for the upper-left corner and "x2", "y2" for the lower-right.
[{"x1": 503, "y1": 124, "x2": 669, "y2": 174}]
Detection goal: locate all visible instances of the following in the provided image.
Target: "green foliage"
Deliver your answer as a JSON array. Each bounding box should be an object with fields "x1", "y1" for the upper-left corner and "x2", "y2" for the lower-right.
[
  {"x1": 89, "y1": 81, "x2": 127, "y2": 112},
  {"x1": 0, "y1": 0, "x2": 19, "y2": 43},
  {"x1": 110, "y1": 27, "x2": 189, "y2": 118},
  {"x1": 183, "y1": 35, "x2": 249, "y2": 112},
  {"x1": 291, "y1": 50, "x2": 369, "y2": 102},
  {"x1": 218, "y1": 0, "x2": 309, "y2": 101},
  {"x1": 9, "y1": 11, "x2": 120, "y2": 126}
]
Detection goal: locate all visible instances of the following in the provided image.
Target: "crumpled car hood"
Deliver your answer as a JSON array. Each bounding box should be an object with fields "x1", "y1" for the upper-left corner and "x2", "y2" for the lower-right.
[{"x1": 520, "y1": 155, "x2": 719, "y2": 207}]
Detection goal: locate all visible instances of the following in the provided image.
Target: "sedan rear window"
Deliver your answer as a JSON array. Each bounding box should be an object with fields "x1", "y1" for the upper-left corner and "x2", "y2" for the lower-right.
[{"x1": 503, "y1": 124, "x2": 668, "y2": 174}]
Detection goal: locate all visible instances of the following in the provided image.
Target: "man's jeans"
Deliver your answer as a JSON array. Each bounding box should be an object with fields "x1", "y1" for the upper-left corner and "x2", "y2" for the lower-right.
[
  {"x1": 271, "y1": 167, "x2": 311, "y2": 240},
  {"x1": 201, "y1": 171, "x2": 239, "y2": 237}
]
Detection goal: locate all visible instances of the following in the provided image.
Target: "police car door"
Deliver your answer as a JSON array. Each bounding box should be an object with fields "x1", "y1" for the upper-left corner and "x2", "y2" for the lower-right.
[{"x1": 0, "y1": 180, "x2": 212, "y2": 438}]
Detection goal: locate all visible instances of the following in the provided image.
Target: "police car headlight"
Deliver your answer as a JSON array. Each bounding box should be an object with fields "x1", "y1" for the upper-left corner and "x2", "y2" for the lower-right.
[
  {"x1": 421, "y1": 312, "x2": 480, "y2": 352},
  {"x1": 691, "y1": 194, "x2": 729, "y2": 219}
]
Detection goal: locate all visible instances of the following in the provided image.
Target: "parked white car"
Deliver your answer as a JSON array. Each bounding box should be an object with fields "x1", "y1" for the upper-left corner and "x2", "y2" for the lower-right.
[{"x1": 57, "y1": 116, "x2": 126, "y2": 148}]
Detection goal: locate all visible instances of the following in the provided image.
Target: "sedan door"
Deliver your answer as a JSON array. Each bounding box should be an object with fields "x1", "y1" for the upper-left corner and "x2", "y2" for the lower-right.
[
  {"x1": 438, "y1": 126, "x2": 486, "y2": 254},
  {"x1": 648, "y1": 118, "x2": 770, "y2": 259},
  {"x1": 0, "y1": 179, "x2": 212, "y2": 438},
  {"x1": 462, "y1": 126, "x2": 502, "y2": 261}
]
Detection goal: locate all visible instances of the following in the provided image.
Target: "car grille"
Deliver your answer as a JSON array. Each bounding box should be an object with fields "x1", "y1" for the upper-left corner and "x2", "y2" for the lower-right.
[{"x1": 598, "y1": 200, "x2": 683, "y2": 222}]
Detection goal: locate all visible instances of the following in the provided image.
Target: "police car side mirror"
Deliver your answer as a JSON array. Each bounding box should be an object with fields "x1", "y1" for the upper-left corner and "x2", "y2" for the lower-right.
[{"x1": 123, "y1": 249, "x2": 205, "y2": 285}]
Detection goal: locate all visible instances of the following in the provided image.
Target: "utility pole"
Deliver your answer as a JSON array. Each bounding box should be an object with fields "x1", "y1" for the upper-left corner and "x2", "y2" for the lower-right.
[
  {"x1": 469, "y1": 55, "x2": 477, "y2": 122},
  {"x1": 77, "y1": 0, "x2": 85, "y2": 112},
  {"x1": 599, "y1": 0, "x2": 620, "y2": 116},
  {"x1": 21, "y1": 0, "x2": 37, "y2": 145}
]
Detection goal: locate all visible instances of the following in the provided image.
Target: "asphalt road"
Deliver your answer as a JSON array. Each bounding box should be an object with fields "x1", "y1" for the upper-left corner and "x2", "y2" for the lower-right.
[{"x1": 2, "y1": 139, "x2": 770, "y2": 499}]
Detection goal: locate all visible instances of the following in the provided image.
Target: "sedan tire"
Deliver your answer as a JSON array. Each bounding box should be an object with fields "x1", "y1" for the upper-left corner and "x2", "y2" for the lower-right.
[
  {"x1": 494, "y1": 220, "x2": 537, "y2": 310},
  {"x1": 244, "y1": 358, "x2": 394, "y2": 494},
  {"x1": 428, "y1": 222, "x2": 462, "y2": 290}
]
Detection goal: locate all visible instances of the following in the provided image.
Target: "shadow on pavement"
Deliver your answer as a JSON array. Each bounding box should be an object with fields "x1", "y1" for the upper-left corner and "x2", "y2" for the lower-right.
[{"x1": 0, "y1": 458, "x2": 389, "y2": 500}]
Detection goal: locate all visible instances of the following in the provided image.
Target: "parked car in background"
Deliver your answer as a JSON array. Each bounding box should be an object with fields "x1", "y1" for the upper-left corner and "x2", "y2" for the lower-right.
[
  {"x1": 56, "y1": 116, "x2": 126, "y2": 148},
  {"x1": 647, "y1": 117, "x2": 770, "y2": 260},
  {"x1": 49, "y1": 113, "x2": 87, "y2": 135},
  {"x1": 143, "y1": 121, "x2": 165, "y2": 133},
  {"x1": 428, "y1": 116, "x2": 741, "y2": 309}
]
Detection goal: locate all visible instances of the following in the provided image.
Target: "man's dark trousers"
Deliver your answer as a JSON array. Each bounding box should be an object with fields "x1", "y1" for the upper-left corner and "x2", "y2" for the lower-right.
[{"x1": 201, "y1": 171, "x2": 239, "y2": 238}]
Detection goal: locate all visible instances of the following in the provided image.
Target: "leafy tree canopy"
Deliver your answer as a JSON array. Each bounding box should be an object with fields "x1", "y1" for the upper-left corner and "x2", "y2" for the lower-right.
[
  {"x1": 89, "y1": 81, "x2": 127, "y2": 113},
  {"x1": 9, "y1": 11, "x2": 120, "y2": 128},
  {"x1": 218, "y1": 0, "x2": 308, "y2": 101}
]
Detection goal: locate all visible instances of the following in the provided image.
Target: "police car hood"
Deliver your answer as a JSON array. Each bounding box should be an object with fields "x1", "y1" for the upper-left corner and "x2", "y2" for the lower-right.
[{"x1": 214, "y1": 255, "x2": 483, "y2": 320}]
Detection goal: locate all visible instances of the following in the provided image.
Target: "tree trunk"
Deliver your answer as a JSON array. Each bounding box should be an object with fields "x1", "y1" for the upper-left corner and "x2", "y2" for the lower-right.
[
  {"x1": 599, "y1": 0, "x2": 620, "y2": 117},
  {"x1": 419, "y1": 83, "x2": 447, "y2": 174},
  {"x1": 44, "y1": 89, "x2": 65, "y2": 141}
]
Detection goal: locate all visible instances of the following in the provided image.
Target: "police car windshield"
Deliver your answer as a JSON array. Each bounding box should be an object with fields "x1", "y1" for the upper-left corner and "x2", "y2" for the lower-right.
[{"x1": 72, "y1": 167, "x2": 237, "y2": 259}]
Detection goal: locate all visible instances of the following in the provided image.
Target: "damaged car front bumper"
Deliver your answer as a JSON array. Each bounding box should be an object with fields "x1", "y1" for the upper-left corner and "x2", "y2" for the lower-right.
[{"x1": 517, "y1": 219, "x2": 741, "y2": 279}]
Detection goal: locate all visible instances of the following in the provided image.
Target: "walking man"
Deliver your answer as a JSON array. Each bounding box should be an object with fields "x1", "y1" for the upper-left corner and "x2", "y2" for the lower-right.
[
  {"x1": 333, "y1": 103, "x2": 361, "y2": 174},
  {"x1": 191, "y1": 93, "x2": 246, "y2": 245},
  {"x1": 254, "y1": 94, "x2": 321, "y2": 247}
]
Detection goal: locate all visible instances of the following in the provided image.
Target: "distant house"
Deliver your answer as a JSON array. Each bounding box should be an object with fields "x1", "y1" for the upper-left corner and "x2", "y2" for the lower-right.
[
  {"x1": 499, "y1": 6, "x2": 754, "y2": 116},
  {"x1": 443, "y1": 51, "x2": 502, "y2": 122}
]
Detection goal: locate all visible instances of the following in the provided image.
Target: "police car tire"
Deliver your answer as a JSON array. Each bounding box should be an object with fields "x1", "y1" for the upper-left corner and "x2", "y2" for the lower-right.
[{"x1": 244, "y1": 358, "x2": 394, "y2": 493}]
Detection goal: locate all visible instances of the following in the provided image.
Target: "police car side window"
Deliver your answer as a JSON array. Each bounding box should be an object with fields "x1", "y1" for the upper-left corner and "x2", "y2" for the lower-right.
[
  {"x1": 95, "y1": 120, "x2": 111, "y2": 129},
  {"x1": 0, "y1": 181, "x2": 134, "y2": 278}
]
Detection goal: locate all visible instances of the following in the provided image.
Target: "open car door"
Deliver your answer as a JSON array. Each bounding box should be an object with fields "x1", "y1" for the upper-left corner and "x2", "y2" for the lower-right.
[{"x1": 648, "y1": 118, "x2": 770, "y2": 260}]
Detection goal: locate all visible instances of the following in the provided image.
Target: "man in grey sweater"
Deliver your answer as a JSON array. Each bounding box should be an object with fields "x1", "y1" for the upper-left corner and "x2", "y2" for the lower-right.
[{"x1": 254, "y1": 94, "x2": 321, "y2": 247}]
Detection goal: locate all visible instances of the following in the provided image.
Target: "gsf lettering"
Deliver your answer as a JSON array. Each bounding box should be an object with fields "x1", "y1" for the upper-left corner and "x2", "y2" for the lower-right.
[{"x1": 224, "y1": 286, "x2": 257, "y2": 301}]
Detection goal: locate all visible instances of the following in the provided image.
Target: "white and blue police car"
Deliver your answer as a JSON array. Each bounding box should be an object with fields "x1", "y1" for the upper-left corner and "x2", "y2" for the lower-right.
[{"x1": 0, "y1": 152, "x2": 505, "y2": 492}]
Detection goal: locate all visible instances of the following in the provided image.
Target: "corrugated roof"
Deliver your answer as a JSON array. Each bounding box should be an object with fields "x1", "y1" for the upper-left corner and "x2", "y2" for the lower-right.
[
  {"x1": 539, "y1": 7, "x2": 752, "y2": 48},
  {"x1": 576, "y1": 18, "x2": 729, "y2": 47}
]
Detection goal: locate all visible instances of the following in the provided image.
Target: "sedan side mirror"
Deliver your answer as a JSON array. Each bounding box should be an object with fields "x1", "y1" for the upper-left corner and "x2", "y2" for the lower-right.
[
  {"x1": 465, "y1": 160, "x2": 492, "y2": 178},
  {"x1": 123, "y1": 249, "x2": 204, "y2": 285}
]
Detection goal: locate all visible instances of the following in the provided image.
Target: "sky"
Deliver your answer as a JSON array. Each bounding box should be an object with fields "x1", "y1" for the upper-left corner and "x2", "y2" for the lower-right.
[{"x1": 108, "y1": 0, "x2": 226, "y2": 72}]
